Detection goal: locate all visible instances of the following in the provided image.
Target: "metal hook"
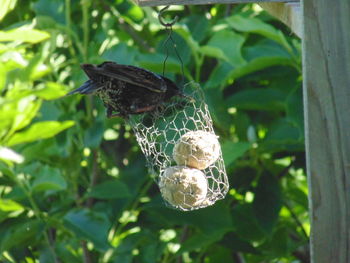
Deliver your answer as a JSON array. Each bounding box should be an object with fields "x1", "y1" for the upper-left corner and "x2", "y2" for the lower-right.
[{"x1": 158, "y1": 6, "x2": 178, "y2": 27}]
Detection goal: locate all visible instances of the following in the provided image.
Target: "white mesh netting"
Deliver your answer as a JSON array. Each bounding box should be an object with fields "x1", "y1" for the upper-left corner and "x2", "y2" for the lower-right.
[{"x1": 126, "y1": 82, "x2": 229, "y2": 211}]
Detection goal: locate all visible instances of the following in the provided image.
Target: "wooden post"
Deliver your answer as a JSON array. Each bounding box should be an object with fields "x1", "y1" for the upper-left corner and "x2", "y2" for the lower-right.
[
  {"x1": 258, "y1": 2, "x2": 301, "y2": 37},
  {"x1": 302, "y1": 0, "x2": 350, "y2": 262}
]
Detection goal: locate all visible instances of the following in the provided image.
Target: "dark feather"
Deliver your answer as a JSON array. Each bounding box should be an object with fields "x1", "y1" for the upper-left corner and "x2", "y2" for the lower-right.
[{"x1": 68, "y1": 61, "x2": 182, "y2": 118}]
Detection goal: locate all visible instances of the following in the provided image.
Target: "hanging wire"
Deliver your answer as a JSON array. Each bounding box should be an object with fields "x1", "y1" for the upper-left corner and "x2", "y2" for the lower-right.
[{"x1": 158, "y1": 6, "x2": 185, "y2": 86}]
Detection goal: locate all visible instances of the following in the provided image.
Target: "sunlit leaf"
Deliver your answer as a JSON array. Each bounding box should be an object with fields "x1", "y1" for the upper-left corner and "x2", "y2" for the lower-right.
[
  {"x1": 6, "y1": 96, "x2": 42, "y2": 136},
  {"x1": 0, "y1": 63, "x2": 6, "y2": 91},
  {"x1": 0, "y1": 0, "x2": 17, "y2": 22},
  {"x1": 34, "y1": 82, "x2": 69, "y2": 100},
  {"x1": 0, "y1": 147, "x2": 24, "y2": 164},
  {"x1": 0, "y1": 199, "x2": 24, "y2": 212},
  {"x1": 0, "y1": 28, "x2": 50, "y2": 43},
  {"x1": 7, "y1": 120, "x2": 75, "y2": 146}
]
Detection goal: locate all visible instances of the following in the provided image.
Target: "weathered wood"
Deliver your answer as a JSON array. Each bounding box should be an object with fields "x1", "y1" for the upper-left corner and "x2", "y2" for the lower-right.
[
  {"x1": 258, "y1": 2, "x2": 301, "y2": 38},
  {"x1": 302, "y1": 0, "x2": 350, "y2": 262},
  {"x1": 135, "y1": 0, "x2": 298, "y2": 7}
]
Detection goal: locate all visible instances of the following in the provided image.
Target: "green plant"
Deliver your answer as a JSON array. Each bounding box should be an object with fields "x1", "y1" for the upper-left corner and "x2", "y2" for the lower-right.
[{"x1": 0, "y1": 2, "x2": 308, "y2": 263}]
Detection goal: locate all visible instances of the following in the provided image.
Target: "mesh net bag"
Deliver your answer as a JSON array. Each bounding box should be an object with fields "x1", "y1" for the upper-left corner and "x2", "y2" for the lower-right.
[{"x1": 126, "y1": 82, "x2": 229, "y2": 211}]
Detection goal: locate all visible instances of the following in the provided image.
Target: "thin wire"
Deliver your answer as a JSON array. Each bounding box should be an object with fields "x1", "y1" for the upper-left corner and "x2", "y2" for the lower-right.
[{"x1": 158, "y1": 7, "x2": 185, "y2": 87}]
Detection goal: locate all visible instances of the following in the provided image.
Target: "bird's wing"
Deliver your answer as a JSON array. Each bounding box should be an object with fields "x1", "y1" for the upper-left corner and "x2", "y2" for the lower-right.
[
  {"x1": 82, "y1": 62, "x2": 167, "y2": 93},
  {"x1": 68, "y1": 80, "x2": 104, "y2": 95}
]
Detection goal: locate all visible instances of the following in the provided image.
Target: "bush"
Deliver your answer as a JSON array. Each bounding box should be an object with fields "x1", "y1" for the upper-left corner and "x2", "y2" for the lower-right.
[{"x1": 0, "y1": 1, "x2": 308, "y2": 262}]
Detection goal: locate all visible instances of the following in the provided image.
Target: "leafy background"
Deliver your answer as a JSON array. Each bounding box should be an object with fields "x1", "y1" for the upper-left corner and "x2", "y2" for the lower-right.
[{"x1": 0, "y1": 0, "x2": 309, "y2": 262}]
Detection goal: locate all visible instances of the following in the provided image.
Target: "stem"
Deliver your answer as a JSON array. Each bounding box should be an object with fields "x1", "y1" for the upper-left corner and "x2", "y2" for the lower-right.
[
  {"x1": 65, "y1": 0, "x2": 76, "y2": 57},
  {"x1": 86, "y1": 149, "x2": 99, "y2": 207},
  {"x1": 284, "y1": 201, "x2": 309, "y2": 240},
  {"x1": 82, "y1": 240, "x2": 92, "y2": 263},
  {"x1": 65, "y1": 0, "x2": 71, "y2": 28},
  {"x1": 81, "y1": 0, "x2": 90, "y2": 61},
  {"x1": 232, "y1": 253, "x2": 246, "y2": 263},
  {"x1": 175, "y1": 225, "x2": 190, "y2": 263},
  {"x1": 194, "y1": 54, "x2": 203, "y2": 83},
  {"x1": 80, "y1": 151, "x2": 99, "y2": 263}
]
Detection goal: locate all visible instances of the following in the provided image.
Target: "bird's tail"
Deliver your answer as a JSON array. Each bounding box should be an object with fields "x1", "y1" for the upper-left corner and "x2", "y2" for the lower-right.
[{"x1": 67, "y1": 80, "x2": 102, "y2": 95}]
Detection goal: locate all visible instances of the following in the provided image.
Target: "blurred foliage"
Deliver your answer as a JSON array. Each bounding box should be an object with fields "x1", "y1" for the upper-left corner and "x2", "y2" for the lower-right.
[{"x1": 0, "y1": 1, "x2": 309, "y2": 263}]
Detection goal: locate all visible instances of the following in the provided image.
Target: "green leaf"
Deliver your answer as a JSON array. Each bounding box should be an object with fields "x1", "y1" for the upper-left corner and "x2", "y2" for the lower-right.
[
  {"x1": 286, "y1": 86, "x2": 304, "y2": 131},
  {"x1": 0, "y1": 219, "x2": 44, "y2": 251},
  {"x1": 221, "y1": 141, "x2": 251, "y2": 167},
  {"x1": 88, "y1": 180, "x2": 131, "y2": 199},
  {"x1": 221, "y1": 232, "x2": 260, "y2": 254},
  {"x1": 7, "y1": 96, "x2": 42, "y2": 135},
  {"x1": 226, "y1": 15, "x2": 292, "y2": 53},
  {"x1": 204, "y1": 245, "x2": 236, "y2": 262},
  {"x1": 260, "y1": 226, "x2": 291, "y2": 257},
  {"x1": 229, "y1": 56, "x2": 295, "y2": 80},
  {"x1": 199, "y1": 45, "x2": 229, "y2": 62},
  {"x1": 205, "y1": 29, "x2": 246, "y2": 66},
  {"x1": 231, "y1": 166, "x2": 258, "y2": 191},
  {"x1": 285, "y1": 184, "x2": 308, "y2": 209},
  {"x1": 138, "y1": 53, "x2": 191, "y2": 80},
  {"x1": 102, "y1": 43, "x2": 137, "y2": 65},
  {"x1": 204, "y1": 61, "x2": 234, "y2": 89},
  {"x1": 175, "y1": 26, "x2": 201, "y2": 55},
  {"x1": 0, "y1": 199, "x2": 24, "y2": 212},
  {"x1": 243, "y1": 39, "x2": 291, "y2": 61},
  {"x1": 31, "y1": 166, "x2": 67, "y2": 192},
  {"x1": 145, "y1": 201, "x2": 233, "y2": 237},
  {"x1": 253, "y1": 172, "x2": 282, "y2": 233},
  {"x1": 34, "y1": 82, "x2": 70, "y2": 100},
  {"x1": 7, "y1": 120, "x2": 75, "y2": 146},
  {"x1": 84, "y1": 120, "x2": 104, "y2": 148},
  {"x1": 0, "y1": 62, "x2": 6, "y2": 92},
  {"x1": 226, "y1": 88, "x2": 286, "y2": 111},
  {"x1": 64, "y1": 209, "x2": 111, "y2": 251},
  {"x1": 204, "y1": 89, "x2": 232, "y2": 133},
  {"x1": 231, "y1": 204, "x2": 266, "y2": 241},
  {"x1": 0, "y1": 27, "x2": 50, "y2": 44},
  {"x1": 32, "y1": 0, "x2": 65, "y2": 24},
  {"x1": 260, "y1": 118, "x2": 304, "y2": 152},
  {"x1": 185, "y1": 15, "x2": 209, "y2": 42},
  {"x1": 178, "y1": 231, "x2": 223, "y2": 254},
  {"x1": 0, "y1": 0, "x2": 17, "y2": 21}
]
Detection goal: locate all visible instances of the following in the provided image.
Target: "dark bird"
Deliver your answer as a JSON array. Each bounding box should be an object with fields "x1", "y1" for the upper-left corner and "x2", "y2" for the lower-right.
[{"x1": 68, "y1": 61, "x2": 183, "y2": 118}]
